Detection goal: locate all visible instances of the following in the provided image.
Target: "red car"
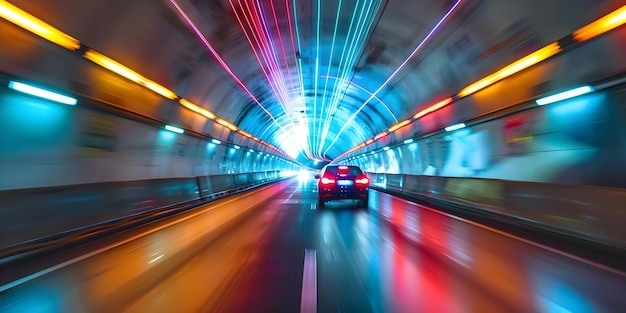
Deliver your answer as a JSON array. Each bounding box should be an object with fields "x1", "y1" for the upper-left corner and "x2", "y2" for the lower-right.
[{"x1": 315, "y1": 165, "x2": 370, "y2": 208}]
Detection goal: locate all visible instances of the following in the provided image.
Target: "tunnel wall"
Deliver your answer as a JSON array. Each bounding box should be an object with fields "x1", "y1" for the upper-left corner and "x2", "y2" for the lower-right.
[
  {"x1": 0, "y1": 81, "x2": 298, "y2": 191},
  {"x1": 347, "y1": 81, "x2": 626, "y2": 249},
  {"x1": 339, "y1": 26, "x2": 626, "y2": 251},
  {"x1": 357, "y1": 85, "x2": 626, "y2": 187},
  {"x1": 0, "y1": 79, "x2": 298, "y2": 250},
  {"x1": 343, "y1": 25, "x2": 626, "y2": 188},
  {"x1": 366, "y1": 173, "x2": 626, "y2": 251}
]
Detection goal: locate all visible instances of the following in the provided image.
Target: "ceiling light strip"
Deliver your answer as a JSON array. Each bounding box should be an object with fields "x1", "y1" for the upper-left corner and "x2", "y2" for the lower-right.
[
  {"x1": 573, "y1": 5, "x2": 626, "y2": 42},
  {"x1": 0, "y1": 0, "x2": 80, "y2": 50},
  {"x1": 458, "y1": 42, "x2": 561, "y2": 97}
]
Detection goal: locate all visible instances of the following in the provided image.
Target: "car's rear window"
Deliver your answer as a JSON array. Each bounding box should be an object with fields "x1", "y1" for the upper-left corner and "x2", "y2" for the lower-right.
[{"x1": 324, "y1": 166, "x2": 363, "y2": 177}]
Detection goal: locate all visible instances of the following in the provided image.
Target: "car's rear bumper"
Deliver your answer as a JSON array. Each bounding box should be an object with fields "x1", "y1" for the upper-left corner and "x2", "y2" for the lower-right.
[{"x1": 319, "y1": 187, "x2": 368, "y2": 201}]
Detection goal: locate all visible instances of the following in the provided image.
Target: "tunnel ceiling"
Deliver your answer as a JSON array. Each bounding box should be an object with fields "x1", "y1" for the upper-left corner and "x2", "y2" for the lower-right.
[
  {"x1": 7, "y1": 0, "x2": 619, "y2": 164},
  {"x1": 168, "y1": 0, "x2": 459, "y2": 162}
]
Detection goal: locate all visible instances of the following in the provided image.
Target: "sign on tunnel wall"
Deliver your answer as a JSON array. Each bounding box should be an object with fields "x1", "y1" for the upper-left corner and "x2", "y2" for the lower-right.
[{"x1": 76, "y1": 111, "x2": 118, "y2": 156}]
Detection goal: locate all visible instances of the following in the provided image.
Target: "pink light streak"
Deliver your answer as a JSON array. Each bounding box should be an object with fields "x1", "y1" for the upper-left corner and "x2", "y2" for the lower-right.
[{"x1": 169, "y1": 0, "x2": 282, "y2": 128}]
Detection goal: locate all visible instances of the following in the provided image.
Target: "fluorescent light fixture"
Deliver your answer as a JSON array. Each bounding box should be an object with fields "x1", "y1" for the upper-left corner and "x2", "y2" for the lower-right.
[
  {"x1": 445, "y1": 123, "x2": 466, "y2": 132},
  {"x1": 370, "y1": 151, "x2": 376, "y2": 154},
  {"x1": 0, "y1": 1, "x2": 81, "y2": 50},
  {"x1": 216, "y1": 118, "x2": 238, "y2": 131},
  {"x1": 535, "y1": 86, "x2": 595, "y2": 105},
  {"x1": 374, "y1": 131, "x2": 389, "y2": 140},
  {"x1": 249, "y1": 149, "x2": 254, "y2": 152},
  {"x1": 404, "y1": 138, "x2": 414, "y2": 144},
  {"x1": 458, "y1": 43, "x2": 561, "y2": 98},
  {"x1": 165, "y1": 125, "x2": 184, "y2": 134},
  {"x1": 573, "y1": 5, "x2": 626, "y2": 42},
  {"x1": 234, "y1": 145, "x2": 240, "y2": 149},
  {"x1": 84, "y1": 50, "x2": 177, "y2": 100},
  {"x1": 383, "y1": 146, "x2": 390, "y2": 151},
  {"x1": 388, "y1": 119, "x2": 411, "y2": 132},
  {"x1": 179, "y1": 99, "x2": 216, "y2": 119},
  {"x1": 211, "y1": 139, "x2": 221, "y2": 144},
  {"x1": 8, "y1": 81, "x2": 77, "y2": 105},
  {"x1": 414, "y1": 98, "x2": 453, "y2": 119}
]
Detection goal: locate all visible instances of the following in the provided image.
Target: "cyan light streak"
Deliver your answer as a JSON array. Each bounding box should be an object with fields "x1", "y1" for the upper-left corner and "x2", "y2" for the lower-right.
[
  {"x1": 313, "y1": 0, "x2": 322, "y2": 156},
  {"x1": 318, "y1": 0, "x2": 364, "y2": 153},
  {"x1": 318, "y1": 0, "x2": 343, "y2": 157},
  {"x1": 292, "y1": 0, "x2": 311, "y2": 156},
  {"x1": 321, "y1": 75, "x2": 397, "y2": 123},
  {"x1": 318, "y1": 0, "x2": 381, "y2": 156},
  {"x1": 323, "y1": 0, "x2": 465, "y2": 155}
]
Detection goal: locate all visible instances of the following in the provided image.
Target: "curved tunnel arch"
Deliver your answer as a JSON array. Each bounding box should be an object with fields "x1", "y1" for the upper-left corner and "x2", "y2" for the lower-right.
[{"x1": 1, "y1": 2, "x2": 626, "y2": 310}]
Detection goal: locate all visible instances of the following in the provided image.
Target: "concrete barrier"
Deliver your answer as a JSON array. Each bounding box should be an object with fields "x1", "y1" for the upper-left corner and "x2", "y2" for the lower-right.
[
  {"x1": 368, "y1": 173, "x2": 626, "y2": 251},
  {"x1": 0, "y1": 171, "x2": 287, "y2": 251}
]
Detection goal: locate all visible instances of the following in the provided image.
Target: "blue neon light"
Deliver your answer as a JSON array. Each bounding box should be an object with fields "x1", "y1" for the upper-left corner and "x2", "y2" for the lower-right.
[
  {"x1": 8, "y1": 81, "x2": 77, "y2": 105},
  {"x1": 445, "y1": 123, "x2": 466, "y2": 132},
  {"x1": 164, "y1": 125, "x2": 184, "y2": 134},
  {"x1": 536, "y1": 86, "x2": 595, "y2": 105}
]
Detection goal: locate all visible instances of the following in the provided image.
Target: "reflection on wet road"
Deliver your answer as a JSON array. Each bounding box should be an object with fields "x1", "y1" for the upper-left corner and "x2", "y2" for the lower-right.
[{"x1": 1, "y1": 176, "x2": 625, "y2": 312}]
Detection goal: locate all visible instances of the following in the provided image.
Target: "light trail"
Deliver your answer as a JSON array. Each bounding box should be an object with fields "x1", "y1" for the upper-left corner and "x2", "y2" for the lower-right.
[{"x1": 323, "y1": 0, "x2": 465, "y2": 155}]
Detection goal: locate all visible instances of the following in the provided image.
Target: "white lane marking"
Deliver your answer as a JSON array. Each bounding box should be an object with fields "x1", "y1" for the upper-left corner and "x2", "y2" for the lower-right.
[
  {"x1": 0, "y1": 183, "x2": 281, "y2": 293},
  {"x1": 300, "y1": 249, "x2": 317, "y2": 313},
  {"x1": 388, "y1": 193, "x2": 626, "y2": 277}
]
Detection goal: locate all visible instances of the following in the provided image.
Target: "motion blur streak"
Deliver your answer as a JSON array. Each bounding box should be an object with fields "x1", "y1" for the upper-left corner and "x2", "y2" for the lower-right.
[
  {"x1": 2, "y1": 178, "x2": 624, "y2": 312},
  {"x1": 573, "y1": 5, "x2": 626, "y2": 42},
  {"x1": 0, "y1": 0, "x2": 80, "y2": 50}
]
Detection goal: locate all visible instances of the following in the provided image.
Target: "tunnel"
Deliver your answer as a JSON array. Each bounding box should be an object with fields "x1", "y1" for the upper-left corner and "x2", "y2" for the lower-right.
[{"x1": 1, "y1": 0, "x2": 626, "y2": 311}]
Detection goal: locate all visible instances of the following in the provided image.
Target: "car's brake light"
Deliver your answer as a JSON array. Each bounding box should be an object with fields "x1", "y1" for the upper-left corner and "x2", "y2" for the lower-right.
[
  {"x1": 355, "y1": 176, "x2": 369, "y2": 186},
  {"x1": 321, "y1": 177, "x2": 336, "y2": 185}
]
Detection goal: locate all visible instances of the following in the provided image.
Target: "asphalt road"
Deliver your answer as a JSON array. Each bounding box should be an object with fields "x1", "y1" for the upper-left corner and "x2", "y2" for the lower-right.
[{"x1": 1, "y1": 175, "x2": 625, "y2": 312}]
